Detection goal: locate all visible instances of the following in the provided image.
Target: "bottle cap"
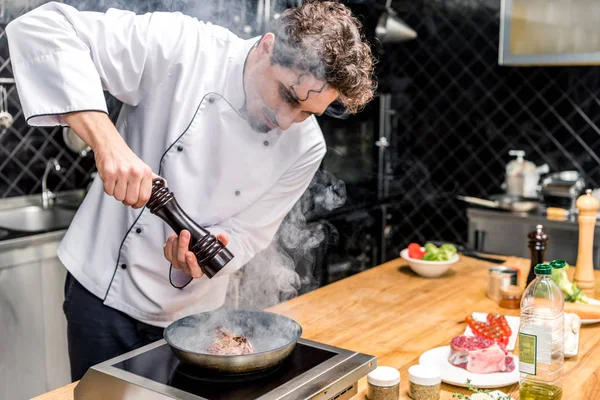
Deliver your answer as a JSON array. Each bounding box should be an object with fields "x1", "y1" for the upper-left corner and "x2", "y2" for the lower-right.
[
  {"x1": 534, "y1": 263, "x2": 552, "y2": 275},
  {"x1": 367, "y1": 366, "x2": 400, "y2": 387},
  {"x1": 408, "y1": 364, "x2": 441, "y2": 386},
  {"x1": 550, "y1": 259, "x2": 567, "y2": 269}
]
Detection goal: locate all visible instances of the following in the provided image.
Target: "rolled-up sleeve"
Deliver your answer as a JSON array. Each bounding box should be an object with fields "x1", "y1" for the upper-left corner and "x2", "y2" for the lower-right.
[
  {"x1": 6, "y1": 1, "x2": 198, "y2": 126},
  {"x1": 170, "y1": 136, "x2": 327, "y2": 286}
]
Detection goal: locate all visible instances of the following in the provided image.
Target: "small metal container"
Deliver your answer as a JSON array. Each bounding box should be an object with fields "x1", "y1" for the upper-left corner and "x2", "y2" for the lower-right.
[{"x1": 488, "y1": 266, "x2": 519, "y2": 302}]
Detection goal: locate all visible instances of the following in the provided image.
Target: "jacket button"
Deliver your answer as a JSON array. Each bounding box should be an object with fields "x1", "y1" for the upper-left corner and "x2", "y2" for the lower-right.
[
  {"x1": 136, "y1": 228, "x2": 142, "y2": 234},
  {"x1": 235, "y1": 190, "x2": 241, "y2": 196},
  {"x1": 177, "y1": 146, "x2": 184, "y2": 152},
  {"x1": 208, "y1": 97, "x2": 215, "y2": 103},
  {"x1": 121, "y1": 263, "x2": 127, "y2": 269},
  {"x1": 263, "y1": 140, "x2": 270, "y2": 147}
]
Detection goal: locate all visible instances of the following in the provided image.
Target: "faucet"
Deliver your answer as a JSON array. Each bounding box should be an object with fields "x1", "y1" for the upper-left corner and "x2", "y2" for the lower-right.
[{"x1": 42, "y1": 158, "x2": 62, "y2": 209}]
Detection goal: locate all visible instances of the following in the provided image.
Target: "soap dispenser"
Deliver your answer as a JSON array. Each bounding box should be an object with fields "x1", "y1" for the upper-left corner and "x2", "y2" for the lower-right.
[{"x1": 505, "y1": 150, "x2": 539, "y2": 198}]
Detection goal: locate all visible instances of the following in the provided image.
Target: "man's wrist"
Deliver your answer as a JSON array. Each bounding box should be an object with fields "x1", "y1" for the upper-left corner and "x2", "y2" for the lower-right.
[{"x1": 62, "y1": 111, "x2": 117, "y2": 153}]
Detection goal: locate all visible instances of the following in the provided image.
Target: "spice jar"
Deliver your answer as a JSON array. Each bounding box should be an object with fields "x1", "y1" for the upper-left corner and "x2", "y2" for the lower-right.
[
  {"x1": 367, "y1": 366, "x2": 400, "y2": 400},
  {"x1": 487, "y1": 266, "x2": 519, "y2": 302},
  {"x1": 499, "y1": 285, "x2": 523, "y2": 309},
  {"x1": 408, "y1": 365, "x2": 441, "y2": 400}
]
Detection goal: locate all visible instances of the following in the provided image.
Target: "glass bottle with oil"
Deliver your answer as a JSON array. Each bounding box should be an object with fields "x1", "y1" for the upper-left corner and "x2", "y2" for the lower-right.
[{"x1": 518, "y1": 264, "x2": 564, "y2": 400}]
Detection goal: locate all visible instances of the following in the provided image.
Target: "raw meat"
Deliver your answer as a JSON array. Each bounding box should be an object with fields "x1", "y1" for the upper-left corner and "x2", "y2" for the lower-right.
[
  {"x1": 207, "y1": 326, "x2": 255, "y2": 355},
  {"x1": 449, "y1": 335, "x2": 515, "y2": 374}
]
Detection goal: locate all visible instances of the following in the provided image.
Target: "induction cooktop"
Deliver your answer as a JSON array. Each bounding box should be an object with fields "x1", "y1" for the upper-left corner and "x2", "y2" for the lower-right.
[{"x1": 74, "y1": 338, "x2": 376, "y2": 400}]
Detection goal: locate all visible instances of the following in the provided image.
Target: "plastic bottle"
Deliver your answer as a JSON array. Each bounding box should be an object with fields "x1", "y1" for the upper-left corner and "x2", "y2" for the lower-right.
[{"x1": 519, "y1": 263, "x2": 564, "y2": 400}]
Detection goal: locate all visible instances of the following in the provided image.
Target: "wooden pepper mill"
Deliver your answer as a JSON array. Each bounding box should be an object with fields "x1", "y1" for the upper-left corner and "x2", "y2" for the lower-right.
[{"x1": 575, "y1": 189, "x2": 599, "y2": 298}]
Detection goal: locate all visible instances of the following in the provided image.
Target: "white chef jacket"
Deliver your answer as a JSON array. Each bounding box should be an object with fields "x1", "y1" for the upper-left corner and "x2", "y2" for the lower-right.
[{"x1": 7, "y1": 2, "x2": 326, "y2": 327}]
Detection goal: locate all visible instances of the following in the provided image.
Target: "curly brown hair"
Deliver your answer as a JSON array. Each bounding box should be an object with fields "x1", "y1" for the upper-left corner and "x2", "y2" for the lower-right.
[{"x1": 269, "y1": 0, "x2": 376, "y2": 114}]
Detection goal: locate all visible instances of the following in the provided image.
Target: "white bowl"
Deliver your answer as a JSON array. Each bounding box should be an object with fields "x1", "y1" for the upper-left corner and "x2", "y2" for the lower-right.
[{"x1": 400, "y1": 248, "x2": 459, "y2": 278}]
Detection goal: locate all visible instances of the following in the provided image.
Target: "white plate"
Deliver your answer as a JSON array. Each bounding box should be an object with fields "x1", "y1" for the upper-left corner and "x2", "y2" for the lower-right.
[
  {"x1": 464, "y1": 313, "x2": 520, "y2": 351},
  {"x1": 582, "y1": 298, "x2": 600, "y2": 325},
  {"x1": 419, "y1": 346, "x2": 519, "y2": 389}
]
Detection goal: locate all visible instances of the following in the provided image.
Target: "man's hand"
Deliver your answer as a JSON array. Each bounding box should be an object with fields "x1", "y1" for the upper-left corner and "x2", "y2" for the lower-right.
[
  {"x1": 163, "y1": 230, "x2": 229, "y2": 278},
  {"x1": 94, "y1": 140, "x2": 155, "y2": 208},
  {"x1": 63, "y1": 111, "x2": 156, "y2": 208}
]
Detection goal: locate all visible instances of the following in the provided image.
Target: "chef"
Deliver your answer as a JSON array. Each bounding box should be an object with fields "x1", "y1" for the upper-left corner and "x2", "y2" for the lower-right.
[{"x1": 7, "y1": 0, "x2": 375, "y2": 381}]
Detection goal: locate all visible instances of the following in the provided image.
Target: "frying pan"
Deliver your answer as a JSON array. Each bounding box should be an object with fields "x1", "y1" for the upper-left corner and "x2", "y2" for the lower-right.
[
  {"x1": 457, "y1": 193, "x2": 539, "y2": 213},
  {"x1": 164, "y1": 308, "x2": 302, "y2": 374}
]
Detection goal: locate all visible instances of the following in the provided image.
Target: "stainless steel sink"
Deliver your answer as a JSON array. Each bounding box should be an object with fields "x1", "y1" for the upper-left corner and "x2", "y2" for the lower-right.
[{"x1": 0, "y1": 205, "x2": 77, "y2": 233}]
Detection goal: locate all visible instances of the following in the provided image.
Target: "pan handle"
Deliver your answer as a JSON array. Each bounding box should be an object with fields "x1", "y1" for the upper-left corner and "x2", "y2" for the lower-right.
[{"x1": 456, "y1": 195, "x2": 500, "y2": 208}]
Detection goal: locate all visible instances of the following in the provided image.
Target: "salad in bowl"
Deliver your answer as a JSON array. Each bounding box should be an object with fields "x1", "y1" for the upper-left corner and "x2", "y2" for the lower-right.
[{"x1": 400, "y1": 242, "x2": 459, "y2": 278}]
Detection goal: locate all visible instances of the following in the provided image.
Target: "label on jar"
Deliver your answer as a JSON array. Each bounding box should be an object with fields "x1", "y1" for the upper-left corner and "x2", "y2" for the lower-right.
[{"x1": 519, "y1": 324, "x2": 551, "y2": 375}]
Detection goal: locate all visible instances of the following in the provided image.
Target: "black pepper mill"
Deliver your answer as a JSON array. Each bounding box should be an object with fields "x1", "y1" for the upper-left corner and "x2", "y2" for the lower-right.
[
  {"x1": 526, "y1": 224, "x2": 549, "y2": 286},
  {"x1": 146, "y1": 178, "x2": 234, "y2": 278}
]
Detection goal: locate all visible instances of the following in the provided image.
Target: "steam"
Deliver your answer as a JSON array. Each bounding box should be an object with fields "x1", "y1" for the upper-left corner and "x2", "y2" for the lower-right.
[
  {"x1": 166, "y1": 308, "x2": 301, "y2": 354},
  {"x1": 170, "y1": 170, "x2": 347, "y2": 353},
  {"x1": 229, "y1": 170, "x2": 346, "y2": 311}
]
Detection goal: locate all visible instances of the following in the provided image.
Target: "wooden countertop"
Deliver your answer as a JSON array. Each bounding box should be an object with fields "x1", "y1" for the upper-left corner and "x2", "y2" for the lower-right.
[{"x1": 33, "y1": 256, "x2": 600, "y2": 400}]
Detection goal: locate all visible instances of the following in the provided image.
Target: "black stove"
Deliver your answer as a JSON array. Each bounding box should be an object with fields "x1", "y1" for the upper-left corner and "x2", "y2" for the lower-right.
[{"x1": 74, "y1": 338, "x2": 376, "y2": 400}]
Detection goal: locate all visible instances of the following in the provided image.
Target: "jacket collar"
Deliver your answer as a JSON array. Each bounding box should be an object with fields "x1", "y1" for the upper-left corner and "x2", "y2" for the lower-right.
[{"x1": 223, "y1": 35, "x2": 261, "y2": 114}]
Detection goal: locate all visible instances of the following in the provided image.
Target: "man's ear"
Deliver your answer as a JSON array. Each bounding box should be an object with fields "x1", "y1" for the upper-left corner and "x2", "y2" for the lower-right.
[{"x1": 258, "y1": 33, "x2": 275, "y2": 57}]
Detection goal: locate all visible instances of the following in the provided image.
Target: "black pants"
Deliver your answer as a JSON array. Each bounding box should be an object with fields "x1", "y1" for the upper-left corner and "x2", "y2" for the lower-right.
[{"x1": 63, "y1": 272, "x2": 164, "y2": 381}]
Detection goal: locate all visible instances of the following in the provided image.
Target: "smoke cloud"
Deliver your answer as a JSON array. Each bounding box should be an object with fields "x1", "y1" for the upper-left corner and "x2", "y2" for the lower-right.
[
  {"x1": 228, "y1": 169, "x2": 346, "y2": 311},
  {"x1": 165, "y1": 308, "x2": 301, "y2": 354},
  {"x1": 167, "y1": 170, "x2": 347, "y2": 351}
]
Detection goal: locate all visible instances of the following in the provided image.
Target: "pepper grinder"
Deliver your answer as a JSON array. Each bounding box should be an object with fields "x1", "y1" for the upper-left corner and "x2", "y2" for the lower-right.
[
  {"x1": 526, "y1": 224, "x2": 549, "y2": 287},
  {"x1": 146, "y1": 178, "x2": 234, "y2": 278},
  {"x1": 574, "y1": 189, "x2": 599, "y2": 298}
]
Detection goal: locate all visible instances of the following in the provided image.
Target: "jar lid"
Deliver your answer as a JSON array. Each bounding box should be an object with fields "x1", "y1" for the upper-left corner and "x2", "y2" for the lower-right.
[
  {"x1": 367, "y1": 366, "x2": 400, "y2": 387},
  {"x1": 408, "y1": 365, "x2": 441, "y2": 386}
]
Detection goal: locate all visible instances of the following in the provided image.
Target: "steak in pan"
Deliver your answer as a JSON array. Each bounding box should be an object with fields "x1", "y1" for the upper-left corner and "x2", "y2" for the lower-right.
[{"x1": 207, "y1": 326, "x2": 255, "y2": 355}]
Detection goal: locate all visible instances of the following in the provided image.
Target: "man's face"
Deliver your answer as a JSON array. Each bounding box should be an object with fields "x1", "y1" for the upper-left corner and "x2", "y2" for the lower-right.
[{"x1": 243, "y1": 34, "x2": 339, "y2": 133}]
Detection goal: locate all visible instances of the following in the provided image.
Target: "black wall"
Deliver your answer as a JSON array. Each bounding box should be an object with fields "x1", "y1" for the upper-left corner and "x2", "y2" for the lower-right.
[{"x1": 371, "y1": 0, "x2": 600, "y2": 255}]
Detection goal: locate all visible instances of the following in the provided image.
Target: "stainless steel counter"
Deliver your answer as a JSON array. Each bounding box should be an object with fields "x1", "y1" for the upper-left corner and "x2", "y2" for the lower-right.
[{"x1": 0, "y1": 189, "x2": 85, "y2": 399}]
